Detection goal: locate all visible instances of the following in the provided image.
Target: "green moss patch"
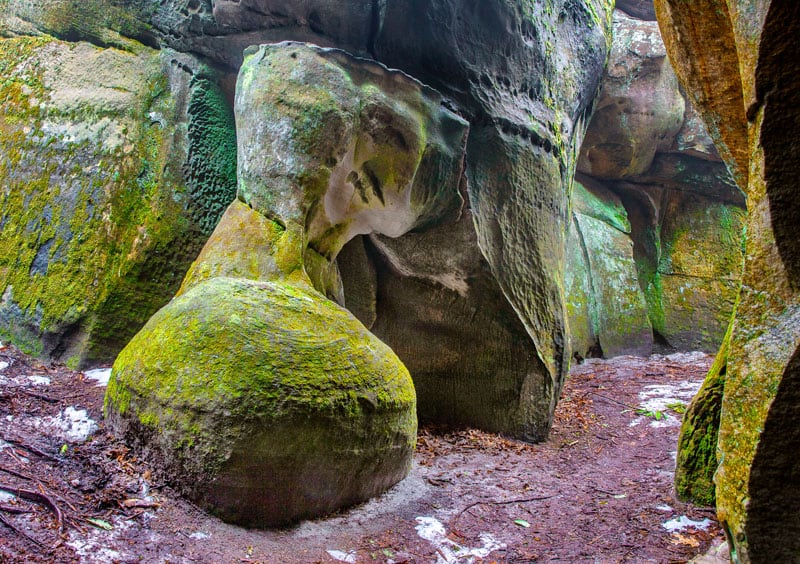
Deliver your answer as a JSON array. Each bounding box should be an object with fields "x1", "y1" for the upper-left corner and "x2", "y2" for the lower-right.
[{"x1": 106, "y1": 276, "x2": 416, "y2": 527}]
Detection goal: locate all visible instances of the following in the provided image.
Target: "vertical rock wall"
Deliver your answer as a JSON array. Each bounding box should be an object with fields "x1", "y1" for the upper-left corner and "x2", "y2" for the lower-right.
[
  {"x1": 0, "y1": 31, "x2": 236, "y2": 366},
  {"x1": 568, "y1": 8, "x2": 746, "y2": 359},
  {"x1": 655, "y1": 1, "x2": 800, "y2": 560}
]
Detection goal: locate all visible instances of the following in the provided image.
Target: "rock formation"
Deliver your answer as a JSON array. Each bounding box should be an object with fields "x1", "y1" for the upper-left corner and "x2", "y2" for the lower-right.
[
  {"x1": 655, "y1": 0, "x2": 800, "y2": 560},
  {"x1": 103, "y1": 0, "x2": 614, "y2": 524},
  {"x1": 567, "y1": 9, "x2": 746, "y2": 359},
  {"x1": 0, "y1": 29, "x2": 236, "y2": 367}
]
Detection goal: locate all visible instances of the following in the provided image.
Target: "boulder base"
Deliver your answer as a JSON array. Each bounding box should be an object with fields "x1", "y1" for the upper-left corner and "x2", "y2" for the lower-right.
[{"x1": 105, "y1": 276, "x2": 416, "y2": 527}]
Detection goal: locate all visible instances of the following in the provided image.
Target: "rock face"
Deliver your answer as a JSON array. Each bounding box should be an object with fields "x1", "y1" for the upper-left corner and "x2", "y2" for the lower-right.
[
  {"x1": 0, "y1": 34, "x2": 236, "y2": 367},
  {"x1": 143, "y1": 0, "x2": 613, "y2": 440},
  {"x1": 656, "y1": 0, "x2": 800, "y2": 560},
  {"x1": 9, "y1": 0, "x2": 618, "y2": 526},
  {"x1": 566, "y1": 9, "x2": 745, "y2": 359},
  {"x1": 5, "y1": 2, "x2": 614, "y2": 441},
  {"x1": 616, "y1": 0, "x2": 656, "y2": 21},
  {"x1": 566, "y1": 181, "x2": 652, "y2": 358},
  {"x1": 107, "y1": 43, "x2": 477, "y2": 525},
  {"x1": 106, "y1": 276, "x2": 416, "y2": 527}
]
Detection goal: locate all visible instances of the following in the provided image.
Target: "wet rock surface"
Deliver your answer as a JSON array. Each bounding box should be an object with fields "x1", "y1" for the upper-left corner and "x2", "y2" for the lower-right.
[{"x1": 567, "y1": 8, "x2": 745, "y2": 358}]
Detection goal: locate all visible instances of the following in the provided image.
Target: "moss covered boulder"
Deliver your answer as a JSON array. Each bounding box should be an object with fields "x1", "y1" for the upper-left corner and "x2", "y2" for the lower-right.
[
  {"x1": 106, "y1": 276, "x2": 416, "y2": 527},
  {"x1": 0, "y1": 34, "x2": 236, "y2": 366}
]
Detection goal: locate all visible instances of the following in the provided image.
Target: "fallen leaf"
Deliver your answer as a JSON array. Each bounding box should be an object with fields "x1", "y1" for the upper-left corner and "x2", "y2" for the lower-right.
[
  {"x1": 671, "y1": 533, "x2": 700, "y2": 547},
  {"x1": 86, "y1": 517, "x2": 113, "y2": 531},
  {"x1": 514, "y1": 519, "x2": 531, "y2": 528}
]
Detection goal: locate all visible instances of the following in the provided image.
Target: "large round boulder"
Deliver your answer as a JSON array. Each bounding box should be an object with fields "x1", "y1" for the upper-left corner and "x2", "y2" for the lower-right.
[{"x1": 105, "y1": 276, "x2": 416, "y2": 527}]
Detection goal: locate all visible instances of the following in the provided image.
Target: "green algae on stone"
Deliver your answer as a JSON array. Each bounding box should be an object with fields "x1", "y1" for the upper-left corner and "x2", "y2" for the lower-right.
[
  {"x1": 105, "y1": 276, "x2": 417, "y2": 527},
  {"x1": 656, "y1": 193, "x2": 745, "y2": 352},
  {"x1": 565, "y1": 180, "x2": 652, "y2": 357},
  {"x1": 675, "y1": 317, "x2": 735, "y2": 506},
  {"x1": 0, "y1": 36, "x2": 237, "y2": 366}
]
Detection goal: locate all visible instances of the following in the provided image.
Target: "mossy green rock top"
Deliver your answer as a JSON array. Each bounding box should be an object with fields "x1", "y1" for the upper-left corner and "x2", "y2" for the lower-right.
[{"x1": 105, "y1": 276, "x2": 416, "y2": 527}]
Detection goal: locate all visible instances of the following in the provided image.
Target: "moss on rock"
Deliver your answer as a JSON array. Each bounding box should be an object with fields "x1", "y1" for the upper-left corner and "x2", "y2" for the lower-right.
[
  {"x1": 0, "y1": 36, "x2": 236, "y2": 365},
  {"x1": 105, "y1": 276, "x2": 416, "y2": 527},
  {"x1": 675, "y1": 319, "x2": 734, "y2": 506}
]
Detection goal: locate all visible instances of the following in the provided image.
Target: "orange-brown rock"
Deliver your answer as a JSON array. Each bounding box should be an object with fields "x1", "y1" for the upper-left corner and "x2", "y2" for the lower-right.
[{"x1": 656, "y1": 1, "x2": 800, "y2": 561}]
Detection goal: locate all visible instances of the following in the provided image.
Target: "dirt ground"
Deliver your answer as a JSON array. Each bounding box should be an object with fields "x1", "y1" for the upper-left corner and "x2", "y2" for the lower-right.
[{"x1": 0, "y1": 342, "x2": 726, "y2": 563}]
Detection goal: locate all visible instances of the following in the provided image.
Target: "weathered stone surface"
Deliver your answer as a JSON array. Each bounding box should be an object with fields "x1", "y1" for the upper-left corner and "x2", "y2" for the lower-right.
[
  {"x1": 675, "y1": 321, "x2": 732, "y2": 506},
  {"x1": 616, "y1": 0, "x2": 656, "y2": 21},
  {"x1": 567, "y1": 181, "x2": 653, "y2": 358},
  {"x1": 5, "y1": 1, "x2": 615, "y2": 444},
  {"x1": 130, "y1": 0, "x2": 614, "y2": 417},
  {"x1": 656, "y1": 192, "x2": 745, "y2": 351},
  {"x1": 565, "y1": 215, "x2": 597, "y2": 358},
  {"x1": 578, "y1": 10, "x2": 684, "y2": 179},
  {"x1": 106, "y1": 276, "x2": 416, "y2": 527},
  {"x1": 363, "y1": 212, "x2": 551, "y2": 441},
  {"x1": 0, "y1": 36, "x2": 236, "y2": 366},
  {"x1": 235, "y1": 42, "x2": 469, "y2": 300},
  {"x1": 657, "y1": 1, "x2": 800, "y2": 560},
  {"x1": 107, "y1": 42, "x2": 478, "y2": 525},
  {"x1": 653, "y1": 0, "x2": 748, "y2": 188},
  {"x1": 574, "y1": 9, "x2": 745, "y2": 356},
  {"x1": 0, "y1": 0, "x2": 159, "y2": 51}
]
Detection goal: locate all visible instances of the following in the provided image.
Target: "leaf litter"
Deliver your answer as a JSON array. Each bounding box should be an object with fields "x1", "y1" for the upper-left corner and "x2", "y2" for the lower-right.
[{"x1": 0, "y1": 343, "x2": 724, "y2": 562}]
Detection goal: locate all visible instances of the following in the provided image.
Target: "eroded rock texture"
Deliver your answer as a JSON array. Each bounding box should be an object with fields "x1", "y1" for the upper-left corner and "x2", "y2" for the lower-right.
[
  {"x1": 567, "y1": 9, "x2": 745, "y2": 359},
  {"x1": 0, "y1": 32, "x2": 236, "y2": 367},
  {"x1": 656, "y1": 0, "x2": 800, "y2": 560},
  {"x1": 7, "y1": 0, "x2": 618, "y2": 526},
  {"x1": 106, "y1": 44, "x2": 473, "y2": 525}
]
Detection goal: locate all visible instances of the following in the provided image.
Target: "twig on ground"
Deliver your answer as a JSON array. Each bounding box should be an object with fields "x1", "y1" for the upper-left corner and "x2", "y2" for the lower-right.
[
  {"x1": 0, "y1": 483, "x2": 65, "y2": 530},
  {"x1": 588, "y1": 392, "x2": 639, "y2": 411},
  {"x1": 16, "y1": 388, "x2": 60, "y2": 403},
  {"x1": 0, "y1": 503, "x2": 32, "y2": 514},
  {"x1": 0, "y1": 463, "x2": 34, "y2": 481},
  {"x1": 0, "y1": 511, "x2": 46, "y2": 548},
  {"x1": 0, "y1": 437, "x2": 57, "y2": 461},
  {"x1": 452, "y1": 494, "x2": 557, "y2": 532}
]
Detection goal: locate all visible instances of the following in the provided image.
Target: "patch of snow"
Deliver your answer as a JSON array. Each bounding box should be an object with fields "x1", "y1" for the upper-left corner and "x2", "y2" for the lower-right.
[
  {"x1": 662, "y1": 515, "x2": 712, "y2": 532},
  {"x1": 415, "y1": 516, "x2": 505, "y2": 563},
  {"x1": 32, "y1": 406, "x2": 98, "y2": 442},
  {"x1": 327, "y1": 550, "x2": 357, "y2": 563},
  {"x1": 665, "y1": 351, "x2": 709, "y2": 363},
  {"x1": 84, "y1": 368, "x2": 112, "y2": 386},
  {"x1": 0, "y1": 361, "x2": 8, "y2": 372},
  {"x1": 637, "y1": 380, "x2": 702, "y2": 428},
  {"x1": 0, "y1": 373, "x2": 50, "y2": 386},
  {"x1": 26, "y1": 375, "x2": 51, "y2": 386},
  {"x1": 189, "y1": 531, "x2": 211, "y2": 540},
  {"x1": 656, "y1": 504, "x2": 673, "y2": 512},
  {"x1": 0, "y1": 490, "x2": 16, "y2": 503}
]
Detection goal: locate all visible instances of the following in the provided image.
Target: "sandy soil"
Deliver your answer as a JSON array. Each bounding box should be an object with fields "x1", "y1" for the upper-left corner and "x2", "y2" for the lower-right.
[{"x1": 0, "y1": 343, "x2": 725, "y2": 563}]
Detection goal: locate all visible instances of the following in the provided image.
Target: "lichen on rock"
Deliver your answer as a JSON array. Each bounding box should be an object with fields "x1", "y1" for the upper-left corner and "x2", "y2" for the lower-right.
[
  {"x1": 0, "y1": 34, "x2": 237, "y2": 366},
  {"x1": 106, "y1": 276, "x2": 416, "y2": 527}
]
